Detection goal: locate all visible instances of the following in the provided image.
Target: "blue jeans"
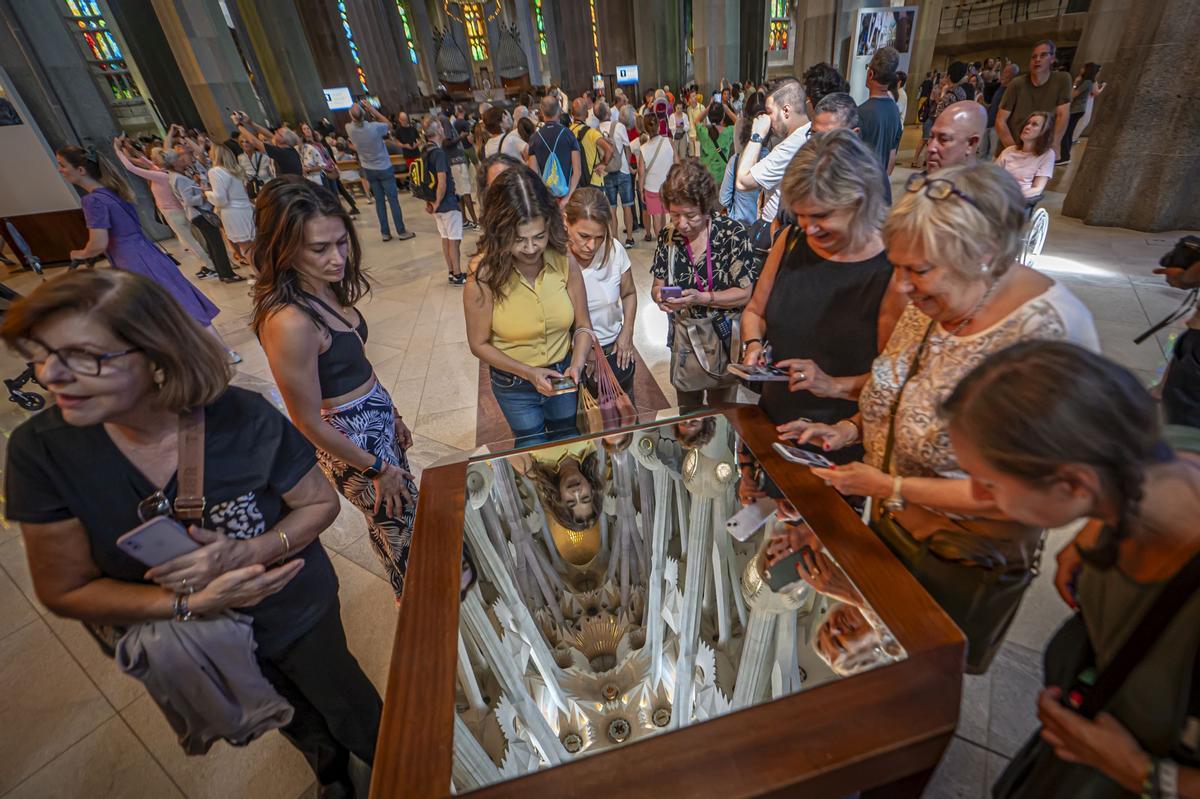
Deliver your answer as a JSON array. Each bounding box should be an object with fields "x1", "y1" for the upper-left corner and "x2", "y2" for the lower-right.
[
  {"x1": 489, "y1": 357, "x2": 579, "y2": 446},
  {"x1": 363, "y1": 167, "x2": 406, "y2": 236},
  {"x1": 602, "y1": 171, "x2": 634, "y2": 207}
]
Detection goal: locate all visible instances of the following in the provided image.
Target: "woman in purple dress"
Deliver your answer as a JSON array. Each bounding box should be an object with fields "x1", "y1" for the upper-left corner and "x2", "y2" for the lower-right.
[{"x1": 56, "y1": 146, "x2": 236, "y2": 359}]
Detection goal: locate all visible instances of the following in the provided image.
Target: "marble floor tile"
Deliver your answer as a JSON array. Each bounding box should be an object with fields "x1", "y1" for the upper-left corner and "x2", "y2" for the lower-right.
[
  {"x1": 922, "y1": 736, "x2": 989, "y2": 799},
  {"x1": 0, "y1": 621, "x2": 114, "y2": 794},
  {"x1": 121, "y1": 694, "x2": 311, "y2": 799},
  {"x1": 983, "y1": 749, "x2": 1012, "y2": 795},
  {"x1": 0, "y1": 559, "x2": 37, "y2": 641},
  {"x1": 986, "y1": 642, "x2": 1044, "y2": 759},
  {"x1": 415, "y1": 405, "x2": 478, "y2": 451},
  {"x1": 956, "y1": 669, "x2": 992, "y2": 748},
  {"x1": 405, "y1": 433, "x2": 465, "y2": 477},
  {"x1": 389, "y1": 375, "x2": 427, "y2": 421},
  {"x1": 319, "y1": 495, "x2": 370, "y2": 553},
  {"x1": 328, "y1": 553, "x2": 399, "y2": 693},
  {"x1": 42, "y1": 611, "x2": 144, "y2": 710},
  {"x1": 0, "y1": 535, "x2": 47, "y2": 616},
  {"x1": 339, "y1": 533, "x2": 389, "y2": 583},
  {"x1": 6, "y1": 715, "x2": 183, "y2": 799},
  {"x1": 1003, "y1": 524, "x2": 1079, "y2": 652}
]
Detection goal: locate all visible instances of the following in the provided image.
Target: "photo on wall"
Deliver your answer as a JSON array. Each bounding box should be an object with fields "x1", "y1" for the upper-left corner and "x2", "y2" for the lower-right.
[
  {"x1": 855, "y1": 8, "x2": 915, "y2": 56},
  {"x1": 0, "y1": 85, "x2": 22, "y2": 126}
]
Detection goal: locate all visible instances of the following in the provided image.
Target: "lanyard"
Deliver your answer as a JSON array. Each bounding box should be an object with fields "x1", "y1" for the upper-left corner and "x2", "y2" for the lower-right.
[{"x1": 681, "y1": 222, "x2": 714, "y2": 293}]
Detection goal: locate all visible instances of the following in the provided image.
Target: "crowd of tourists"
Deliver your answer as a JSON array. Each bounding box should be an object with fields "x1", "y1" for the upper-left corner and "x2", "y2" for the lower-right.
[{"x1": 5, "y1": 34, "x2": 1198, "y2": 799}]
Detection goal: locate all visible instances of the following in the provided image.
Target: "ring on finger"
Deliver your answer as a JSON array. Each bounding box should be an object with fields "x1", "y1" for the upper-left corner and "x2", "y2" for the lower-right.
[{"x1": 798, "y1": 371, "x2": 806, "y2": 381}]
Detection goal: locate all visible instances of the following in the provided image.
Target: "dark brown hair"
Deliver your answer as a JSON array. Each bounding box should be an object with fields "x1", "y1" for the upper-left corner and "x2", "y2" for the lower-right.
[
  {"x1": 942, "y1": 340, "x2": 1170, "y2": 569},
  {"x1": 1018, "y1": 111, "x2": 1056, "y2": 157},
  {"x1": 472, "y1": 166, "x2": 567, "y2": 300},
  {"x1": 250, "y1": 176, "x2": 369, "y2": 335},
  {"x1": 58, "y1": 145, "x2": 134, "y2": 202},
  {"x1": 660, "y1": 158, "x2": 719, "y2": 217},
  {"x1": 527, "y1": 452, "x2": 603, "y2": 531},
  {"x1": 0, "y1": 270, "x2": 230, "y2": 412}
]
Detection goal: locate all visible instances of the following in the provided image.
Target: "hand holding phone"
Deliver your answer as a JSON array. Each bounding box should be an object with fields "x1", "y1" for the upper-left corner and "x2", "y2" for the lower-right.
[
  {"x1": 659, "y1": 286, "x2": 683, "y2": 300},
  {"x1": 773, "y1": 441, "x2": 834, "y2": 468},
  {"x1": 725, "y1": 498, "x2": 774, "y2": 541},
  {"x1": 117, "y1": 516, "x2": 200, "y2": 567}
]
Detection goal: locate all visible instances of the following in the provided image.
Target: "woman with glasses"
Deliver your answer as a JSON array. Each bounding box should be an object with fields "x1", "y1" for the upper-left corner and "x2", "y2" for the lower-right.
[
  {"x1": 2, "y1": 270, "x2": 381, "y2": 794},
  {"x1": 650, "y1": 158, "x2": 757, "y2": 408},
  {"x1": 781, "y1": 163, "x2": 1098, "y2": 670}
]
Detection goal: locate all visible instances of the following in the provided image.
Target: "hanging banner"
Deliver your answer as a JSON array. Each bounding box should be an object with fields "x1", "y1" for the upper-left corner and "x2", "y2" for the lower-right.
[{"x1": 847, "y1": 6, "x2": 919, "y2": 105}]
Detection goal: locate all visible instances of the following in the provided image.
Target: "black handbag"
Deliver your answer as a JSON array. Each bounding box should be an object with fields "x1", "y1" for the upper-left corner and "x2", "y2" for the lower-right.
[{"x1": 870, "y1": 320, "x2": 1044, "y2": 674}]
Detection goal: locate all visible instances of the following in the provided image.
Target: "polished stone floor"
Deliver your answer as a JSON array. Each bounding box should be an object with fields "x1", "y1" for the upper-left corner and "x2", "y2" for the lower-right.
[{"x1": 0, "y1": 134, "x2": 1195, "y2": 798}]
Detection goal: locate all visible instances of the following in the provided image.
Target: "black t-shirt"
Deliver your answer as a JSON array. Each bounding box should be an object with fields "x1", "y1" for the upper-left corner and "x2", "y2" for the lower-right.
[
  {"x1": 454, "y1": 118, "x2": 475, "y2": 154},
  {"x1": 264, "y1": 143, "x2": 303, "y2": 176},
  {"x1": 425, "y1": 146, "x2": 460, "y2": 213},
  {"x1": 529, "y1": 122, "x2": 582, "y2": 186},
  {"x1": 439, "y1": 114, "x2": 465, "y2": 163},
  {"x1": 395, "y1": 125, "x2": 421, "y2": 158},
  {"x1": 4, "y1": 387, "x2": 337, "y2": 657}
]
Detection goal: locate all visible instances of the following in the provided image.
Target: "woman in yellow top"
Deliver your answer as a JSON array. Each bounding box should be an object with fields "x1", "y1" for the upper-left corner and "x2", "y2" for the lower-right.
[{"x1": 465, "y1": 166, "x2": 595, "y2": 445}]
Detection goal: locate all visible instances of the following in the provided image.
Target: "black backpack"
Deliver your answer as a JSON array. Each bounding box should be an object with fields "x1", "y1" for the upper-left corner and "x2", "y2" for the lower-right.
[{"x1": 409, "y1": 145, "x2": 439, "y2": 202}]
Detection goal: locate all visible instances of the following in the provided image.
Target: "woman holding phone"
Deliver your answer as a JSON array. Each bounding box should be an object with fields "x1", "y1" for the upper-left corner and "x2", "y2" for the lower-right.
[
  {"x1": 252, "y1": 177, "x2": 421, "y2": 599},
  {"x1": 564, "y1": 188, "x2": 638, "y2": 403},
  {"x1": 465, "y1": 167, "x2": 594, "y2": 446},
  {"x1": 2, "y1": 270, "x2": 381, "y2": 794}
]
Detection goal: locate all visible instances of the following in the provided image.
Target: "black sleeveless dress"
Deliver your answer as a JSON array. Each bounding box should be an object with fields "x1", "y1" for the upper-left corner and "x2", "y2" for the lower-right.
[{"x1": 760, "y1": 229, "x2": 893, "y2": 460}]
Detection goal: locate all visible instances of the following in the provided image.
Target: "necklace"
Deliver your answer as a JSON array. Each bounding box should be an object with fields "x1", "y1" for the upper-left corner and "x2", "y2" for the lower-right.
[{"x1": 946, "y1": 278, "x2": 1000, "y2": 337}]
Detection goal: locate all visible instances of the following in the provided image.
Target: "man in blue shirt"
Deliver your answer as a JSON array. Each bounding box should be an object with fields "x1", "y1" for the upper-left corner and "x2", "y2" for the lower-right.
[
  {"x1": 857, "y1": 46, "x2": 903, "y2": 204},
  {"x1": 346, "y1": 101, "x2": 414, "y2": 242},
  {"x1": 526, "y1": 95, "x2": 581, "y2": 205},
  {"x1": 420, "y1": 117, "x2": 465, "y2": 285}
]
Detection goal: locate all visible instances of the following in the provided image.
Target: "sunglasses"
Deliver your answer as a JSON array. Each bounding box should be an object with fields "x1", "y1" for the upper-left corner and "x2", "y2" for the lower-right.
[{"x1": 905, "y1": 173, "x2": 983, "y2": 213}]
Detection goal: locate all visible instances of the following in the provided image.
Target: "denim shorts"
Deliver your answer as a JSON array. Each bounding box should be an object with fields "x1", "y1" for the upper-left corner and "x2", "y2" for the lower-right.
[
  {"x1": 488, "y1": 356, "x2": 579, "y2": 446},
  {"x1": 603, "y1": 171, "x2": 634, "y2": 207}
]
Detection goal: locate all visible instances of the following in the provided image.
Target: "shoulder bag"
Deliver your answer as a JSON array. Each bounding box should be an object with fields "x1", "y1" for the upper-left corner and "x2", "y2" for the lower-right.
[
  {"x1": 666, "y1": 225, "x2": 741, "y2": 393},
  {"x1": 577, "y1": 336, "x2": 637, "y2": 434},
  {"x1": 870, "y1": 321, "x2": 1044, "y2": 674}
]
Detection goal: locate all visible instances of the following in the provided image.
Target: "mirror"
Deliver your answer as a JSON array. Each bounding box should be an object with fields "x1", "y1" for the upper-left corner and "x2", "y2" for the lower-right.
[{"x1": 452, "y1": 413, "x2": 905, "y2": 792}]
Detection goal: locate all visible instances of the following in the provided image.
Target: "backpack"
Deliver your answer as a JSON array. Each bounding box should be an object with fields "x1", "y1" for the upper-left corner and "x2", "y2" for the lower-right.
[
  {"x1": 602, "y1": 120, "x2": 624, "y2": 174},
  {"x1": 538, "y1": 127, "x2": 570, "y2": 197},
  {"x1": 571, "y1": 123, "x2": 596, "y2": 185},
  {"x1": 409, "y1": 145, "x2": 439, "y2": 202}
]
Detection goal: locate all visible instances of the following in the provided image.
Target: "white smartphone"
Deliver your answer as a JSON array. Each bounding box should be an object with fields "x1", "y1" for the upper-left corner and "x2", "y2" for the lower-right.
[
  {"x1": 116, "y1": 516, "x2": 200, "y2": 567},
  {"x1": 725, "y1": 498, "x2": 775, "y2": 542},
  {"x1": 772, "y1": 441, "x2": 834, "y2": 469},
  {"x1": 728, "y1": 363, "x2": 790, "y2": 382}
]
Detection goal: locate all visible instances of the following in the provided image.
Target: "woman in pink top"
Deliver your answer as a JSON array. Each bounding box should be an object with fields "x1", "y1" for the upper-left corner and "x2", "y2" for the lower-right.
[
  {"x1": 994, "y1": 112, "x2": 1056, "y2": 199},
  {"x1": 113, "y1": 136, "x2": 216, "y2": 274}
]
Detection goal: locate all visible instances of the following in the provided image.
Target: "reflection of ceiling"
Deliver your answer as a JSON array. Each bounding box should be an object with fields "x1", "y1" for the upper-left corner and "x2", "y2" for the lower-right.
[{"x1": 452, "y1": 416, "x2": 902, "y2": 793}]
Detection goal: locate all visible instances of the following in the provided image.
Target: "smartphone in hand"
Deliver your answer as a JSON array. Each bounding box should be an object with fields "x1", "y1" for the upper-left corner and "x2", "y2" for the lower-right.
[
  {"x1": 116, "y1": 516, "x2": 200, "y2": 567},
  {"x1": 773, "y1": 442, "x2": 834, "y2": 468}
]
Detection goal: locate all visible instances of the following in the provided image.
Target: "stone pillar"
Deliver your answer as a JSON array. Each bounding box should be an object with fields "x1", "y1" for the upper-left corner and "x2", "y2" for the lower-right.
[
  {"x1": 231, "y1": 0, "x2": 328, "y2": 124},
  {"x1": 511, "y1": 0, "x2": 545, "y2": 85},
  {"x1": 897, "y1": 0, "x2": 944, "y2": 125},
  {"x1": 1061, "y1": 0, "x2": 1200, "y2": 231},
  {"x1": 692, "y1": 0, "x2": 741, "y2": 90},
  {"x1": 107, "y1": 0, "x2": 204, "y2": 130},
  {"x1": 150, "y1": 0, "x2": 264, "y2": 136},
  {"x1": 347, "y1": 0, "x2": 423, "y2": 110},
  {"x1": 407, "y1": 0, "x2": 439, "y2": 95},
  {"x1": 1067, "y1": 0, "x2": 1129, "y2": 137}
]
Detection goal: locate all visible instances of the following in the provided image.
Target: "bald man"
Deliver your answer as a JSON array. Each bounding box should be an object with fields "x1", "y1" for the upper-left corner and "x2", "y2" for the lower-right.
[{"x1": 926, "y1": 100, "x2": 987, "y2": 173}]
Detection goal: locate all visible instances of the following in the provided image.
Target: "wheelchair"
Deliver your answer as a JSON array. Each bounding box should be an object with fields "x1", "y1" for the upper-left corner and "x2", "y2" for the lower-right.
[{"x1": 1019, "y1": 194, "x2": 1050, "y2": 267}]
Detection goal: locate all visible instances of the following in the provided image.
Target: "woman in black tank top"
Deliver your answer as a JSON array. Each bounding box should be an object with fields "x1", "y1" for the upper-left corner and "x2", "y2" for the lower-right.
[
  {"x1": 250, "y1": 178, "x2": 429, "y2": 598},
  {"x1": 740, "y1": 130, "x2": 906, "y2": 475}
]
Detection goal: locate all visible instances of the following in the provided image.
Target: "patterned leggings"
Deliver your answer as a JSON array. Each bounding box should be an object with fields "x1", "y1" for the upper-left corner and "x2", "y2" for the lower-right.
[{"x1": 319, "y1": 382, "x2": 416, "y2": 598}]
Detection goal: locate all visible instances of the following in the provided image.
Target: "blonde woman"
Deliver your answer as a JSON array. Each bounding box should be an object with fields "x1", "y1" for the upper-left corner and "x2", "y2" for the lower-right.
[{"x1": 206, "y1": 142, "x2": 256, "y2": 271}]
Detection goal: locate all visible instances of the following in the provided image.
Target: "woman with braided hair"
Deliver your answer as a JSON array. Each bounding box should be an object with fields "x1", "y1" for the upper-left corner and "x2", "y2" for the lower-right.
[{"x1": 941, "y1": 341, "x2": 1200, "y2": 799}]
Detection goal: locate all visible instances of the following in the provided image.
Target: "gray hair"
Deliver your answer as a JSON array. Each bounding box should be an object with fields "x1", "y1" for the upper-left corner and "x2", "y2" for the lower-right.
[
  {"x1": 868, "y1": 46, "x2": 900, "y2": 85},
  {"x1": 883, "y1": 161, "x2": 1028, "y2": 279},
  {"x1": 540, "y1": 95, "x2": 561, "y2": 120},
  {"x1": 780, "y1": 128, "x2": 885, "y2": 245},
  {"x1": 277, "y1": 128, "x2": 301, "y2": 147},
  {"x1": 814, "y1": 92, "x2": 860, "y2": 130}
]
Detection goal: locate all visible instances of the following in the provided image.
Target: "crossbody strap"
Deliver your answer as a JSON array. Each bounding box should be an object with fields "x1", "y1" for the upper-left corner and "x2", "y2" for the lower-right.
[
  {"x1": 881, "y1": 320, "x2": 937, "y2": 475},
  {"x1": 1070, "y1": 548, "x2": 1200, "y2": 719},
  {"x1": 175, "y1": 407, "x2": 205, "y2": 522}
]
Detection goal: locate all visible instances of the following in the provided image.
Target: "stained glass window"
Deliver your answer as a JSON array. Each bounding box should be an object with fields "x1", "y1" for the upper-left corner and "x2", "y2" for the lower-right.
[
  {"x1": 63, "y1": 0, "x2": 142, "y2": 102},
  {"x1": 337, "y1": 0, "x2": 370, "y2": 94},
  {"x1": 768, "y1": 1, "x2": 791, "y2": 53},
  {"x1": 461, "y1": 2, "x2": 489, "y2": 62},
  {"x1": 534, "y1": 0, "x2": 547, "y2": 56},
  {"x1": 587, "y1": 0, "x2": 600, "y2": 73},
  {"x1": 395, "y1": 1, "x2": 419, "y2": 65}
]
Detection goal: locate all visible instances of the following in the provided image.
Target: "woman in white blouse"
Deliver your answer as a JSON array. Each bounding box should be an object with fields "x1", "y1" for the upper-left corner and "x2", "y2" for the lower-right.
[
  {"x1": 206, "y1": 142, "x2": 256, "y2": 271},
  {"x1": 564, "y1": 188, "x2": 638, "y2": 402}
]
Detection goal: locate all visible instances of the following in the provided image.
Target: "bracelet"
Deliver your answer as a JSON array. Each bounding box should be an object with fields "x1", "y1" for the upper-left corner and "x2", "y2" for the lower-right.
[
  {"x1": 573, "y1": 327, "x2": 597, "y2": 342},
  {"x1": 1140, "y1": 757, "x2": 1159, "y2": 799},
  {"x1": 172, "y1": 591, "x2": 193, "y2": 622},
  {"x1": 277, "y1": 529, "x2": 291, "y2": 563},
  {"x1": 1159, "y1": 759, "x2": 1179, "y2": 799},
  {"x1": 836, "y1": 418, "x2": 862, "y2": 445}
]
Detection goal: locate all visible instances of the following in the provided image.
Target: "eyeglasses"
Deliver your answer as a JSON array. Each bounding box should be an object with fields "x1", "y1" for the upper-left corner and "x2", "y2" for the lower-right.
[
  {"x1": 17, "y1": 338, "x2": 141, "y2": 377},
  {"x1": 905, "y1": 173, "x2": 983, "y2": 212},
  {"x1": 138, "y1": 489, "x2": 171, "y2": 523}
]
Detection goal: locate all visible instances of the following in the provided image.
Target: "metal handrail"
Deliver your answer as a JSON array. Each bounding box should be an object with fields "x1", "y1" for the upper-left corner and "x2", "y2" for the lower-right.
[{"x1": 938, "y1": 0, "x2": 1083, "y2": 35}]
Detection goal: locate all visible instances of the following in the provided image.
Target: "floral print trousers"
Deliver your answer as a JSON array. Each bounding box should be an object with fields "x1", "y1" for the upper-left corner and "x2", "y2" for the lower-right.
[{"x1": 319, "y1": 381, "x2": 416, "y2": 598}]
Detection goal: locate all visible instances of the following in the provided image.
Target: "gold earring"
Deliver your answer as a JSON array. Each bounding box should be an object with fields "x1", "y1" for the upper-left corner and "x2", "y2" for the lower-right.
[{"x1": 154, "y1": 370, "x2": 165, "y2": 390}]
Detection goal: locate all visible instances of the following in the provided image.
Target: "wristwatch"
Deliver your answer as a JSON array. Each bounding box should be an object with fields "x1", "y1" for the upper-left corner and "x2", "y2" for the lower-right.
[
  {"x1": 750, "y1": 132, "x2": 764, "y2": 144},
  {"x1": 362, "y1": 454, "x2": 385, "y2": 479},
  {"x1": 883, "y1": 475, "x2": 906, "y2": 513}
]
